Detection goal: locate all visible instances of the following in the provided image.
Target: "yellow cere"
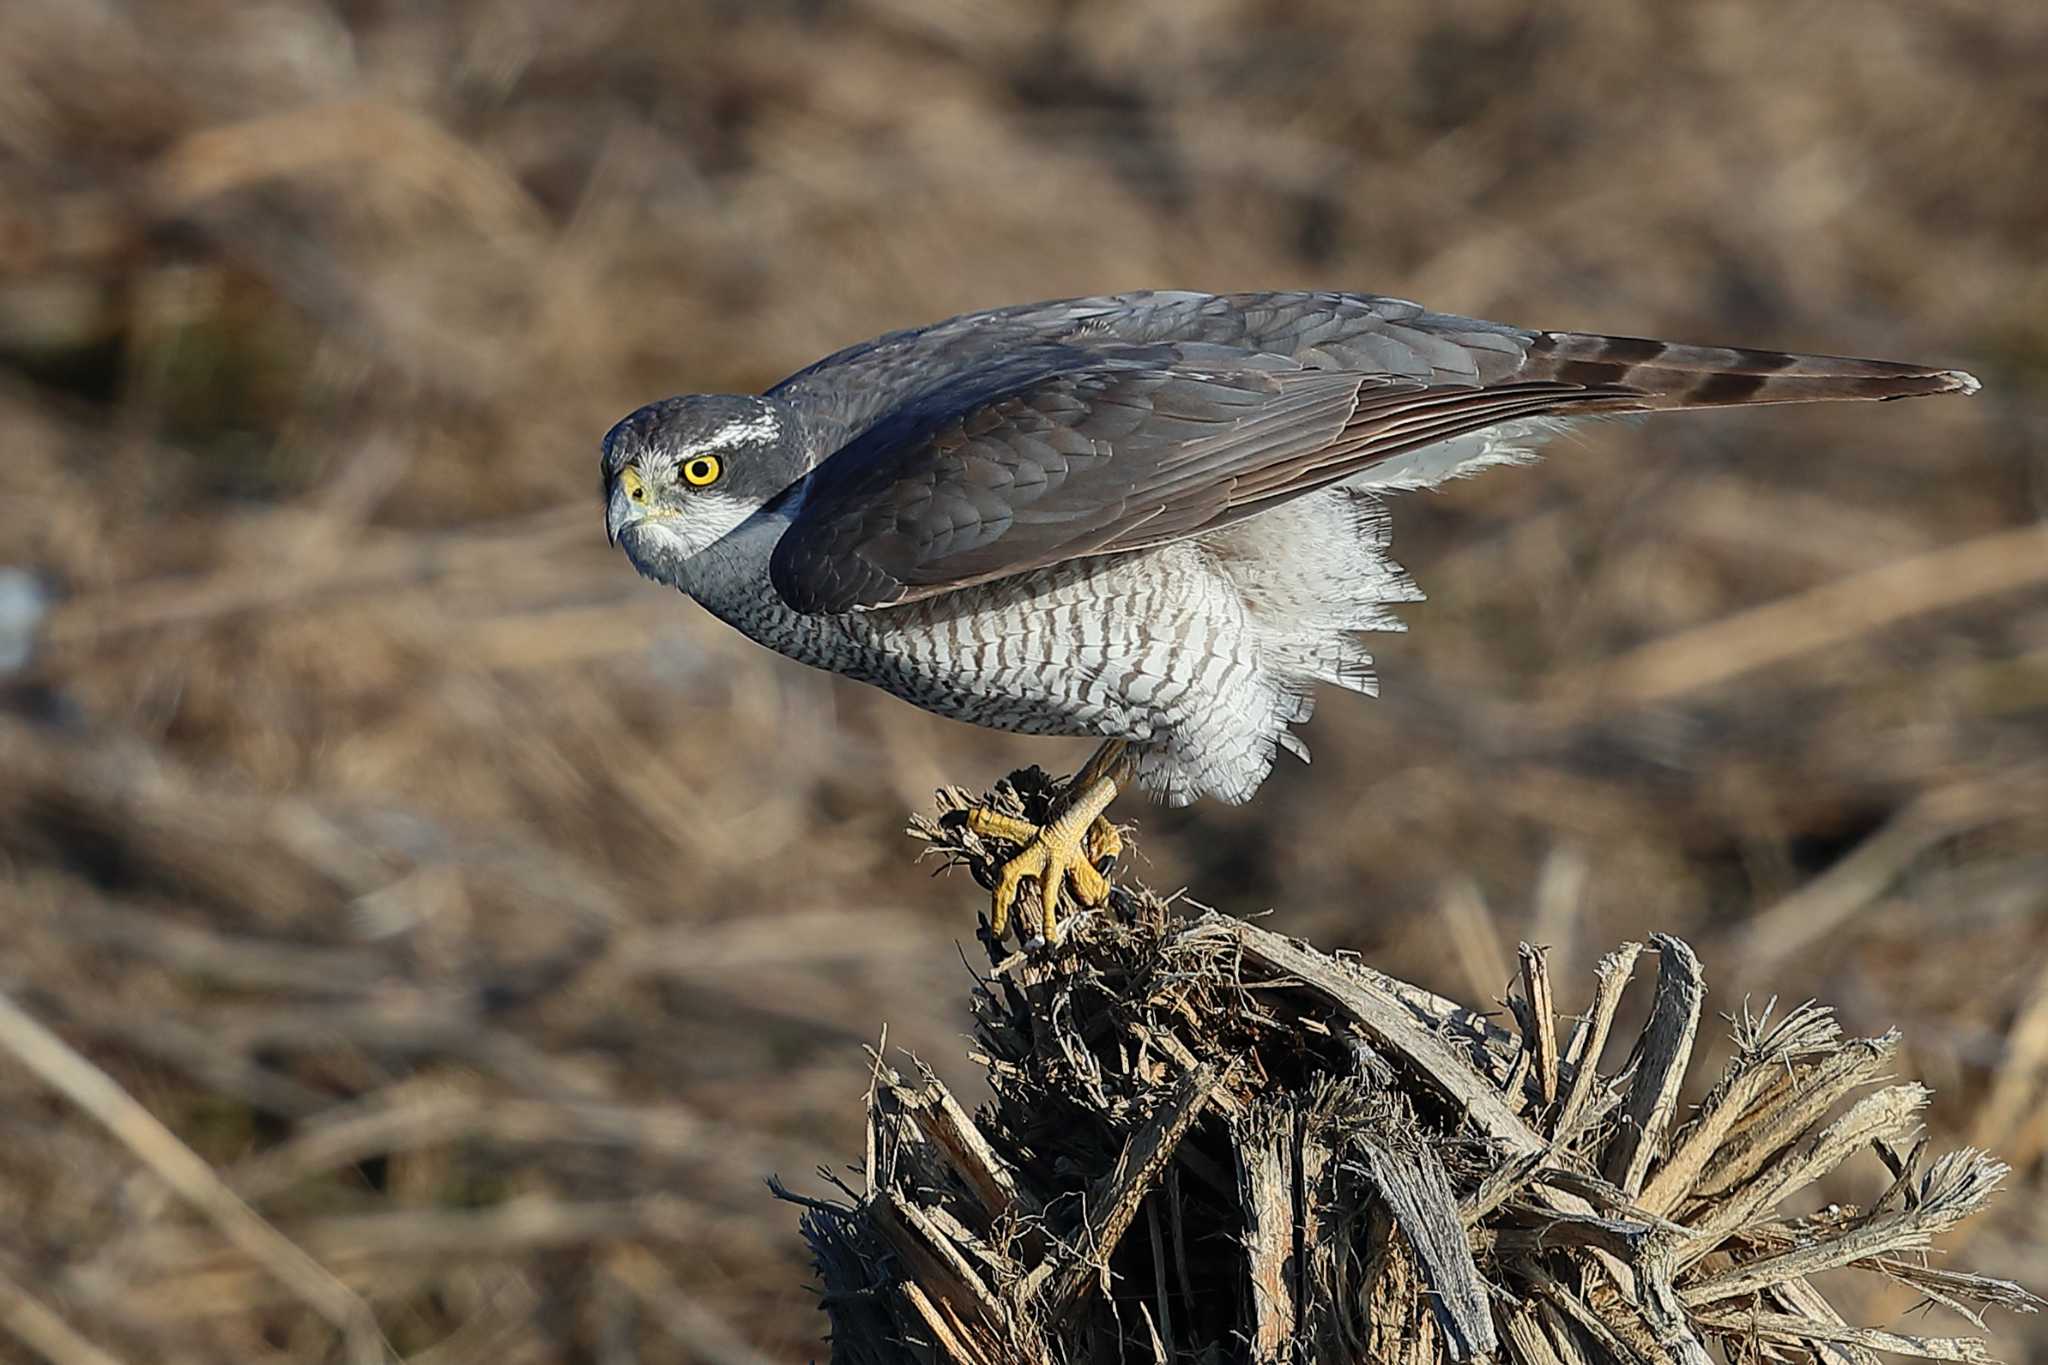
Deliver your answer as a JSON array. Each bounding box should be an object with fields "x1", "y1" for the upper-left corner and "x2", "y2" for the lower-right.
[
  {"x1": 619, "y1": 466, "x2": 648, "y2": 503},
  {"x1": 682, "y1": 455, "x2": 722, "y2": 487}
]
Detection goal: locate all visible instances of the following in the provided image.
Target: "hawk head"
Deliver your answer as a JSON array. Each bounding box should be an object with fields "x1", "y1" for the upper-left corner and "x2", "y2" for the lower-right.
[{"x1": 601, "y1": 395, "x2": 807, "y2": 568}]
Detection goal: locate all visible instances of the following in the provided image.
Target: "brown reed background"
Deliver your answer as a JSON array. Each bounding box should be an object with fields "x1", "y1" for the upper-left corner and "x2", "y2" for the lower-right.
[{"x1": 0, "y1": 3, "x2": 2045, "y2": 1361}]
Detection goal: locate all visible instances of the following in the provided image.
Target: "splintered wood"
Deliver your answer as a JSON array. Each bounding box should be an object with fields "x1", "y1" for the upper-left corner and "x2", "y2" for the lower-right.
[{"x1": 780, "y1": 778, "x2": 2039, "y2": 1363}]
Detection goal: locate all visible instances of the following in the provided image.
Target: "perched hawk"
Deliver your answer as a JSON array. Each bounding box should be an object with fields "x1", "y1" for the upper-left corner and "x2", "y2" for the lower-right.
[{"x1": 601, "y1": 290, "x2": 1976, "y2": 941}]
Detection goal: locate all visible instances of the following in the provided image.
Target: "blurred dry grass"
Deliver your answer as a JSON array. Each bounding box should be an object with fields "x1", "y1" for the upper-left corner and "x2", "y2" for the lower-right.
[{"x1": 0, "y1": 2, "x2": 2044, "y2": 1360}]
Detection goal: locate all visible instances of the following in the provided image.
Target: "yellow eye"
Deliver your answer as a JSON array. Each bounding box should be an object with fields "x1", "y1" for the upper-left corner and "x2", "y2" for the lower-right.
[{"x1": 681, "y1": 455, "x2": 722, "y2": 487}]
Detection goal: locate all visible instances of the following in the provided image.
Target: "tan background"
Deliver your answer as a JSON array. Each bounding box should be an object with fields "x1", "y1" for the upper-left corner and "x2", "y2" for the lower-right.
[{"x1": 1, "y1": 3, "x2": 2045, "y2": 1361}]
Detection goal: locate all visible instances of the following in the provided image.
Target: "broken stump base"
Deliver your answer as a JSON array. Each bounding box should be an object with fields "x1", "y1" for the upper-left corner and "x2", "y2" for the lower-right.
[{"x1": 778, "y1": 776, "x2": 2037, "y2": 1364}]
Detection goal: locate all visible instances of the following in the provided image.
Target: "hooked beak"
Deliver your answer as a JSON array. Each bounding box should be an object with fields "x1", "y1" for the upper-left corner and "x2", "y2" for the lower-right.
[
  {"x1": 605, "y1": 484, "x2": 635, "y2": 547},
  {"x1": 606, "y1": 466, "x2": 646, "y2": 546}
]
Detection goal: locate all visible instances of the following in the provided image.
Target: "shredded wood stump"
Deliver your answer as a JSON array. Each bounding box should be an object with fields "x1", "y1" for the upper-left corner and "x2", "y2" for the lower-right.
[{"x1": 777, "y1": 769, "x2": 2040, "y2": 1364}]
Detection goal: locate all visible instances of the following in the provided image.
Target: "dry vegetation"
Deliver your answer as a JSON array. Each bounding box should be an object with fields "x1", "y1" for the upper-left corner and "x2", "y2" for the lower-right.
[
  {"x1": 0, "y1": 2, "x2": 2045, "y2": 1361},
  {"x1": 799, "y1": 771, "x2": 2039, "y2": 1363}
]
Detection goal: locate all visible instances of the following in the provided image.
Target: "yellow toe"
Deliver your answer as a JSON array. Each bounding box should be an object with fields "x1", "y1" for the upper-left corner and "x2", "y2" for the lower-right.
[
  {"x1": 1085, "y1": 816, "x2": 1122, "y2": 866},
  {"x1": 966, "y1": 758, "x2": 1127, "y2": 945},
  {"x1": 965, "y1": 807, "x2": 1043, "y2": 847}
]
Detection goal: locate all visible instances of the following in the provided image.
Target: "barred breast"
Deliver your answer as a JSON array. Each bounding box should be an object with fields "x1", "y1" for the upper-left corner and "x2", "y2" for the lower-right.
[{"x1": 678, "y1": 493, "x2": 1413, "y2": 806}]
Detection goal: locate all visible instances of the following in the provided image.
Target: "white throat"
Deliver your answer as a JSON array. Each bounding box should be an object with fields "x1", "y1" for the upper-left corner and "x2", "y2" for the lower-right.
[{"x1": 622, "y1": 505, "x2": 791, "y2": 606}]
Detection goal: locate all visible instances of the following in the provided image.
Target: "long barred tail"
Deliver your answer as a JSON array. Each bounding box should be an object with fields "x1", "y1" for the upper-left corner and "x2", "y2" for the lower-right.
[{"x1": 1518, "y1": 331, "x2": 1981, "y2": 410}]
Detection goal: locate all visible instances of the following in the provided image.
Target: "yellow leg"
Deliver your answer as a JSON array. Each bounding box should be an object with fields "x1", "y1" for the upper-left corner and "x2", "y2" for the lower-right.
[{"x1": 965, "y1": 741, "x2": 1130, "y2": 943}]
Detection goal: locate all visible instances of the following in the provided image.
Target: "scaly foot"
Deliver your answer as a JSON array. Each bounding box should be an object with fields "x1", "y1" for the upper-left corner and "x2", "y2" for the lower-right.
[{"x1": 965, "y1": 777, "x2": 1123, "y2": 944}]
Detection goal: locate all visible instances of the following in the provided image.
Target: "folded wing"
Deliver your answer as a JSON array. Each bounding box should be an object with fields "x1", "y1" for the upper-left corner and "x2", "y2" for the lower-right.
[{"x1": 768, "y1": 301, "x2": 1977, "y2": 616}]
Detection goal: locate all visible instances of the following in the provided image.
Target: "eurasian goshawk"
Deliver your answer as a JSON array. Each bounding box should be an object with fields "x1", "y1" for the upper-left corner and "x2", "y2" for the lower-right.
[{"x1": 600, "y1": 290, "x2": 1976, "y2": 941}]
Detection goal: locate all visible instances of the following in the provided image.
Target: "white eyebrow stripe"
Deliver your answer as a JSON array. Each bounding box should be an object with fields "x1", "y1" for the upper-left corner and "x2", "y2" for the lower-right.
[{"x1": 702, "y1": 410, "x2": 782, "y2": 448}]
